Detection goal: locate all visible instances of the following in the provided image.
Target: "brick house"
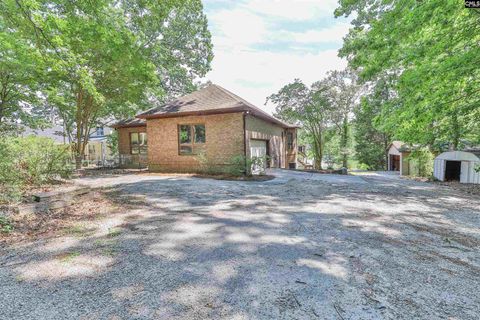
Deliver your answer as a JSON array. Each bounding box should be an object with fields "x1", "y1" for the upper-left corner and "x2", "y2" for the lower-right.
[{"x1": 112, "y1": 84, "x2": 298, "y2": 173}]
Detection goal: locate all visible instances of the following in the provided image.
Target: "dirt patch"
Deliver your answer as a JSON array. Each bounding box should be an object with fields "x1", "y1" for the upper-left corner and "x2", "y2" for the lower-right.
[
  {"x1": 432, "y1": 181, "x2": 480, "y2": 196},
  {"x1": 0, "y1": 191, "x2": 119, "y2": 245}
]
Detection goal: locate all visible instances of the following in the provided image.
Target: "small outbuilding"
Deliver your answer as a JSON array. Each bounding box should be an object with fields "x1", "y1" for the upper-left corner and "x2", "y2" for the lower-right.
[
  {"x1": 387, "y1": 141, "x2": 411, "y2": 176},
  {"x1": 433, "y1": 150, "x2": 480, "y2": 184}
]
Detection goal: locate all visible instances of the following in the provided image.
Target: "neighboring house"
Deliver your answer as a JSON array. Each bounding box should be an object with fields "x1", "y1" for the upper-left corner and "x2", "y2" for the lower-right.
[
  {"x1": 433, "y1": 149, "x2": 480, "y2": 184},
  {"x1": 22, "y1": 125, "x2": 68, "y2": 144},
  {"x1": 112, "y1": 84, "x2": 298, "y2": 173},
  {"x1": 386, "y1": 141, "x2": 411, "y2": 175},
  {"x1": 86, "y1": 126, "x2": 114, "y2": 165}
]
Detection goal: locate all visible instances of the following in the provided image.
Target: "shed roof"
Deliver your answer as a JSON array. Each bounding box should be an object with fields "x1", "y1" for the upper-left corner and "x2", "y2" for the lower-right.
[
  {"x1": 435, "y1": 151, "x2": 480, "y2": 162},
  {"x1": 136, "y1": 84, "x2": 297, "y2": 129}
]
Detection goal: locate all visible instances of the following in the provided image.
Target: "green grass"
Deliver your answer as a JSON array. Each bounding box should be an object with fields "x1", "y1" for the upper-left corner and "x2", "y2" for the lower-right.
[
  {"x1": 107, "y1": 228, "x2": 122, "y2": 238},
  {"x1": 63, "y1": 224, "x2": 96, "y2": 237},
  {"x1": 0, "y1": 216, "x2": 14, "y2": 233},
  {"x1": 59, "y1": 251, "x2": 80, "y2": 263}
]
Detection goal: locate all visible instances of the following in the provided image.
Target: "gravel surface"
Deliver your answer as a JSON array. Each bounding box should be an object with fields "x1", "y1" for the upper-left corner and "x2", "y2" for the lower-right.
[{"x1": 1, "y1": 170, "x2": 479, "y2": 320}]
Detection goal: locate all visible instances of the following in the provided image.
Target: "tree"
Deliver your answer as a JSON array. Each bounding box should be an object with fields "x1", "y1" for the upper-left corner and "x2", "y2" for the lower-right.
[
  {"x1": 1, "y1": 0, "x2": 213, "y2": 168},
  {"x1": 323, "y1": 69, "x2": 361, "y2": 168},
  {"x1": 336, "y1": 0, "x2": 480, "y2": 150},
  {"x1": 0, "y1": 21, "x2": 47, "y2": 132},
  {"x1": 267, "y1": 79, "x2": 331, "y2": 169},
  {"x1": 354, "y1": 75, "x2": 394, "y2": 169}
]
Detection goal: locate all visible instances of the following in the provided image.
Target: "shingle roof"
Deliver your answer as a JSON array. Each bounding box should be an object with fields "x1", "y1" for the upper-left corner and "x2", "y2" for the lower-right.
[
  {"x1": 136, "y1": 84, "x2": 297, "y2": 128},
  {"x1": 110, "y1": 118, "x2": 146, "y2": 128}
]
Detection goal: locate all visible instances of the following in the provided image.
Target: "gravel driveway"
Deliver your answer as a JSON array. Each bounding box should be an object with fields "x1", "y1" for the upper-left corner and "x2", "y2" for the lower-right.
[{"x1": 1, "y1": 170, "x2": 479, "y2": 319}]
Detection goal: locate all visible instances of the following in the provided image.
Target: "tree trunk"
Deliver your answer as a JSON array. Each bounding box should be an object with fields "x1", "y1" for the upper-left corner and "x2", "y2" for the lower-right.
[
  {"x1": 75, "y1": 155, "x2": 82, "y2": 170},
  {"x1": 312, "y1": 128, "x2": 323, "y2": 170},
  {"x1": 341, "y1": 115, "x2": 348, "y2": 168}
]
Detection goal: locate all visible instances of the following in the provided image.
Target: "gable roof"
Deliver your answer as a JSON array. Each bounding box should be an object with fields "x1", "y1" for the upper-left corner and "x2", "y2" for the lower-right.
[
  {"x1": 387, "y1": 141, "x2": 405, "y2": 152},
  {"x1": 136, "y1": 84, "x2": 297, "y2": 128}
]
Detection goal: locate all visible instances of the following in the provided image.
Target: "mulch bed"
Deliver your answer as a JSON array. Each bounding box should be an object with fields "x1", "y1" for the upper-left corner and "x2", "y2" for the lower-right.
[{"x1": 0, "y1": 192, "x2": 119, "y2": 246}]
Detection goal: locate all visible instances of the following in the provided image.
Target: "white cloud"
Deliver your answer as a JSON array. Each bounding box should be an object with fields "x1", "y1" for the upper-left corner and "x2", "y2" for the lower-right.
[
  {"x1": 275, "y1": 22, "x2": 350, "y2": 44},
  {"x1": 244, "y1": 0, "x2": 338, "y2": 20},
  {"x1": 208, "y1": 8, "x2": 267, "y2": 50},
  {"x1": 204, "y1": 0, "x2": 349, "y2": 114},
  {"x1": 208, "y1": 49, "x2": 347, "y2": 113}
]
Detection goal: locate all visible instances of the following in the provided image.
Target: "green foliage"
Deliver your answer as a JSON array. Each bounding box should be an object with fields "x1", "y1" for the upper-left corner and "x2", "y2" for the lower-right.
[
  {"x1": 0, "y1": 19, "x2": 48, "y2": 129},
  {"x1": 222, "y1": 155, "x2": 268, "y2": 176},
  {"x1": 267, "y1": 79, "x2": 331, "y2": 169},
  {"x1": 0, "y1": 0, "x2": 213, "y2": 168},
  {"x1": 0, "y1": 136, "x2": 72, "y2": 202},
  {"x1": 225, "y1": 155, "x2": 249, "y2": 176},
  {"x1": 407, "y1": 148, "x2": 434, "y2": 178},
  {"x1": 0, "y1": 216, "x2": 14, "y2": 233},
  {"x1": 336, "y1": 0, "x2": 480, "y2": 149},
  {"x1": 107, "y1": 130, "x2": 119, "y2": 156},
  {"x1": 354, "y1": 91, "x2": 390, "y2": 170}
]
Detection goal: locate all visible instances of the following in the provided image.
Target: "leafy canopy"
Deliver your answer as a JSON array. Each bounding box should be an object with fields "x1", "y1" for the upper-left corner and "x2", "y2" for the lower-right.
[{"x1": 336, "y1": 0, "x2": 480, "y2": 149}]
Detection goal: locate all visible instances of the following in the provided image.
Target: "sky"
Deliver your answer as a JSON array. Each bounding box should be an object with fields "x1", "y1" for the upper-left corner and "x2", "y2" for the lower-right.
[{"x1": 203, "y1": 0, "x2": 350, "y2": 114}]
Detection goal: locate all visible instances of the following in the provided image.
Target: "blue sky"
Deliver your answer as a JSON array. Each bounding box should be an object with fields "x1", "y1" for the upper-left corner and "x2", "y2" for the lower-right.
[{"x1": 203, "y1": 0, "x2": 350, "y2": 114}]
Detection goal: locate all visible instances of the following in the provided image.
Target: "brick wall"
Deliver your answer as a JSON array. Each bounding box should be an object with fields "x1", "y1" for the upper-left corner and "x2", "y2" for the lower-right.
[{"x1": 147, "y1": 112, "x2": 245, "y2": 172}]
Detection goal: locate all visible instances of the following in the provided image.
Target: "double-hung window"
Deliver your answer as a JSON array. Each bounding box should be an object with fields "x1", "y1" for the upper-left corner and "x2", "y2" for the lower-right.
[
  {"x1": 130, "y1": 132, "x2": 147, "y2": 155},
  {"x1": 178, "y1": 124, "x2": 206, "y2": 155}
]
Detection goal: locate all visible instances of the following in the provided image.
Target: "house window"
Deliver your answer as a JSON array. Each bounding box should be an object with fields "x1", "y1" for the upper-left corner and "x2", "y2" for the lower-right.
[
  {"x1": 96, "y1": 127, "x2": 104, "y2": 136},
  {"x1": 179, "y1": 124, "x2": 206, "y2": 155},
  {"x1": 130, "y1": 132, "x2": 147, "y2": 155},
  {"x1": 287, "y1": 132, "x2": 294, "y2": 150}
]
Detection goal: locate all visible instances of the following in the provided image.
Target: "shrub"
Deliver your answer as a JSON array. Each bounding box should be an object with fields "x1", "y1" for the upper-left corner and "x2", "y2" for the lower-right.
[
  {"x1": 196, "y1": 153, "x2": 269, "y2": 176},
  {"x1": 0, "y1": 136, "x2": 73, "y2": 202},
  {"x1": 407, "y1": 148, "x2": 434, "y2": 178},
  {"x1": 224, "y1": 155, "x2": 247, "y2": 176}
]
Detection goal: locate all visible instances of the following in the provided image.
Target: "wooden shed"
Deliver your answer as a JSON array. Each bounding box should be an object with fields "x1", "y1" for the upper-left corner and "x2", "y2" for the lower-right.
[
  {"x1": 387, "y1": 141, "x2": 411, "y2": 176},
  {"x1": 433, "y1": 150, "x2": 480, "y2": 184}
]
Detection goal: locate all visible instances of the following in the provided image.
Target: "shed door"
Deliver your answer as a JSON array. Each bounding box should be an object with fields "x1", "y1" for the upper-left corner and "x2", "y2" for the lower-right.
[{"x1": 250, "y1": 140, "x2": 267, "y2": 174}]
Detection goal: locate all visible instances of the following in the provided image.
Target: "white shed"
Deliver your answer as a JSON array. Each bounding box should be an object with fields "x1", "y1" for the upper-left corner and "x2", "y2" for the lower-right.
[{"x1": 433, "y1": 151, "x2": 480, "y2": 184}]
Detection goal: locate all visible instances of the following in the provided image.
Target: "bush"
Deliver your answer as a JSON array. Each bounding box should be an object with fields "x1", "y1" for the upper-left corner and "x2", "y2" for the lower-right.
[
  {"x1": 0, "y1": 136, "x2": 73, "y2": 202},
  {"x1": 196, "y1": 153, "x2": 268, "y2": 176},
  {"x1": 407, "y1": 148, "x2": 434, "y2": 178}
]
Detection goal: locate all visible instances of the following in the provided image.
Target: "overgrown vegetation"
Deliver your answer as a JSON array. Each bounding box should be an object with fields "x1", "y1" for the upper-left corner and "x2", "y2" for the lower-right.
[
  {"x1": 1, "y1": 0, "x2": 213, "y2": 169},
  {"x1": 197, "y1": 153, "x2": 268, "y2": 176},
  {"x1": 407, "y1": 148, "x2": 435, "y2": 178},
  {"x1": 268, "y1": 2, "x2": 479, "y2": 171},
  {"x1": 0, "y1": 136, "x2": 72, "y2": 202}
]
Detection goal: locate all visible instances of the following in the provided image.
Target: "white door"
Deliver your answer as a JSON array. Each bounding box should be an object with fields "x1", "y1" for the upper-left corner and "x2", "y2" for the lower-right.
[{"x1": 250, "y1": 140, "x2": 267, "y2": 174}]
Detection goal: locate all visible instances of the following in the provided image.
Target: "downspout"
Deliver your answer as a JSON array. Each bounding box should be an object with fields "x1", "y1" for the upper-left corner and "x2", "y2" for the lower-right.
[{"x1": 243, "y1": 111, "x2": 248, "y2": 174}]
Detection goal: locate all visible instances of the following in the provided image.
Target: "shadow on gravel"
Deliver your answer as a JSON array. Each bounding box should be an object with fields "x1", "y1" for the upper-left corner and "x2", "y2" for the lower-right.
[{"x1": 1, "y1": 175, "x2": 480, "y2": 319}]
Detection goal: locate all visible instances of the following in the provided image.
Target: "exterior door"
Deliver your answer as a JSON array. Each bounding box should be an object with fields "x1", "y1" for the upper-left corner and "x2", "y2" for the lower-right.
[{"x1": 390, "y1": 155, "x2": 400, "y2": 171}]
